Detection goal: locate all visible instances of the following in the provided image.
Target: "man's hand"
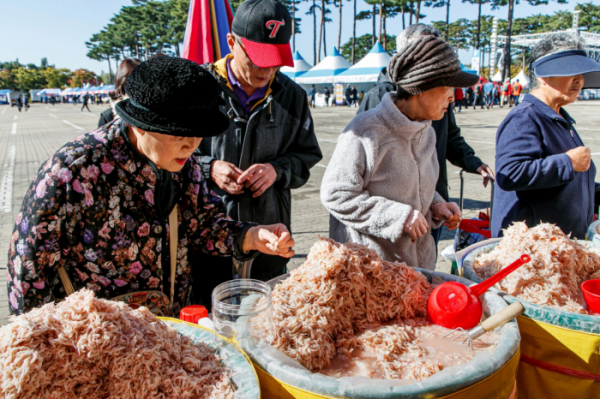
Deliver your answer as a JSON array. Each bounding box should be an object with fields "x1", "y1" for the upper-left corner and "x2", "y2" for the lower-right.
[
  {"x1": 237, "y1": 163, "x2": 277, "y2": 198},
  {"x1": 242, "y1": 224, "x2": 295, "y2": 258},
  {"x1": 211, "y1": 160, "x2": 244, "y2": 195},
  {"x1": 404, "y1": 210, "x2": 429, "y2": 242},
  {"x1": 477, "y1": 164, "x2": 495, "y2": 188},
  {"x1": 566, "y1": 146, "x2": 591, "y2": 172},
  {"x1": 431, "y1": 202, "x2": 462, "y2": 231}
]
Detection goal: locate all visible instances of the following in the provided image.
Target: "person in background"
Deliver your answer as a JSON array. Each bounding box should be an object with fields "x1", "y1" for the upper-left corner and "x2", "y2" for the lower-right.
[
  {"x1": 98, "y1": 58, "x2": 142, "y2": 128},
  {"x1": 345, "y1": 84, "x2": 352, "y2": 107},
  {"x1": 321, "y1": 35, "x2": 473, "y2": 270},
  {"x1": 358, "y1": 90, "x2": 365, "y2": 105},
  {"x1": 196, "y1": 0, "x2": 322, "y2": 297},
  {"x1": 356, "y1": 24, "x2": 494, "y2": 246},
  {"x1": 493, "y1": 82, "x2": 501, "y2": 106},
  {"x1": 309, "y1": 85, "x2": 316, "y2": 108},
  {"x1": 50, "y1": 96, "x2": 56, "y2": 106},
  {"x1": 454, "y1": 87, "x2": 463, "y2": 112},
  {"x1": 23, "y1": 95, "x2": 29, "y2": 112},
  {"x1": 330, "y1": 86, "x2": 335, "y2": 106},
  {"x1": 351, "y1": 86, "x2": 358, "y2": 107},
  {"x1": 81, "y1": 94, "x2": 91, "y2": 112},
  {"x1": 483, "y1": 80, "x2": 494, "y2": 109},
  {"x1": 500, "y1": 78, "x2": 512, "y2": 107},
  {"x1": 492, "y1": 33, "x2": 600, "y2": 239},
  {"x1": 324, "y1": 86, "x2": 331, "y2": 107},
  {"x1": 16, "y1": 96, "x2": 22, "y2": 112},
  {"x1": 466, "y1": 86, "x2": 474, "y2": 106},
  {"x1": 472, "y1": 79, "x2": 484, "y2": 110},
  {"x1": 512, "y1": 79, "x2": 523, "y2": 106}
]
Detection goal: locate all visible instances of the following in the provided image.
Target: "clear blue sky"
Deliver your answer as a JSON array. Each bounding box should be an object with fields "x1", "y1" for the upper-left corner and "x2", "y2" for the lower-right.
[{"x1": 0, "y1": 0, "x2": 578, "y2": 75}]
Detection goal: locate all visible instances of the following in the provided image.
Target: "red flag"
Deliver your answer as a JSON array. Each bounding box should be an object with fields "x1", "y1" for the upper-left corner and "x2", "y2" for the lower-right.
[{"x1": 182, "y1": 0, "x2": 214, "y2": 64}]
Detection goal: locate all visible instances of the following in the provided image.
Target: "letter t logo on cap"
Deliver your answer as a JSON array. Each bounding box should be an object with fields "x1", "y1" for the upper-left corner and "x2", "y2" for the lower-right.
[{"x1": 266, "y1": 19, "x2": 285, "y2": 38}]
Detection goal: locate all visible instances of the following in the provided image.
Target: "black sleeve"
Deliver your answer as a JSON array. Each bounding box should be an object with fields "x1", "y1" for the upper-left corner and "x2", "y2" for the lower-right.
[
  {"x1": 445, "y1": 106, "x2": 485, "y2": 173},
  {"x1": 269, "y1": 100, "x2": 323, "y2": 190}
]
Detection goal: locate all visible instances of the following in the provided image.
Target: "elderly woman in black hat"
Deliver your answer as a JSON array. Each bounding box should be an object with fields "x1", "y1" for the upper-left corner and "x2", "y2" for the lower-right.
[
  {"x1": 492, "y1": 33, "x2": 600, "y2": 239},
  {"x1": 7, "y1": 56, "x2": 294, "y2": 316},
  {"x1": 321, "y1": 36, "x2": 477, "y2": 270}
]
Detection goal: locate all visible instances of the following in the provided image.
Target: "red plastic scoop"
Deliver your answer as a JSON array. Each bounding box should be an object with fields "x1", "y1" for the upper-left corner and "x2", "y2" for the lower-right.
[
  {"x1": 581, "y1": 279, "x2": 600, "y2": 314},
  {"x1": 428, "y1": 254, "x2": 531, "y2": 329}
]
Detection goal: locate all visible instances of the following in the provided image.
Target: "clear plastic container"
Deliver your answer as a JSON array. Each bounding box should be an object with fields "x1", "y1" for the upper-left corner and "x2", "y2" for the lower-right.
[{"x1": 212, "y1": 279, "x2": 273, "y2": 349}]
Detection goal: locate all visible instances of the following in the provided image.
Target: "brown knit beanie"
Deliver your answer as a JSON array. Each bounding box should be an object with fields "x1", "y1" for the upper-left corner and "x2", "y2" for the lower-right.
[{"x1": 387, "y1": 35, "x2": 480, "y2": 95}]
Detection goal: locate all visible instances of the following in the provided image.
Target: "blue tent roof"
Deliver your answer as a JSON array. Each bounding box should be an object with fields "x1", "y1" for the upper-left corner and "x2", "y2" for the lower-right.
[
  {"x1": 280, "y1": 51, "x2": 313, "y2": 79},
  {"x1": 336, "y1": 42, "x2": 391, "y2": 83},
  {"x1": 0, "y1": 89, "x2": 12, "y2": 95},
  {"x1": 296, "y1": 47, "x2": 351, "y2": 84}
]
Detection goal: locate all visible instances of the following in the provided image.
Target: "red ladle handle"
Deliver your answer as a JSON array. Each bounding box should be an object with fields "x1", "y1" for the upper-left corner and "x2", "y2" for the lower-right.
[{"x1": 470, "y1": 254, "x2": 531, "y2": 297}]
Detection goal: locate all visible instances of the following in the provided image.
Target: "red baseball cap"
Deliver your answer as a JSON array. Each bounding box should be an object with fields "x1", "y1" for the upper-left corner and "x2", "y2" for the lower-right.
[{"x1": 232, "y1": 0, "x2": 294, "y2": 68}]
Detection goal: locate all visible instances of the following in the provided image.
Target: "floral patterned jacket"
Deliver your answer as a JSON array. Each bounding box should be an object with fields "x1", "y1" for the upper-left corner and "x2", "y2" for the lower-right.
[{"x1": 7, "y1": 120, "x2": 254, "y2": 315}]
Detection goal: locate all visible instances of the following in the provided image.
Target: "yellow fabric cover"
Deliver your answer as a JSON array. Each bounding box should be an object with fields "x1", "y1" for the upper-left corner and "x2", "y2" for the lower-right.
[
  {"x1": 254, "y1": 348, "x2": 519, "y2": 399},
  {"x1": 516, "y1": 315, "x2": 600, "y2": 399}
]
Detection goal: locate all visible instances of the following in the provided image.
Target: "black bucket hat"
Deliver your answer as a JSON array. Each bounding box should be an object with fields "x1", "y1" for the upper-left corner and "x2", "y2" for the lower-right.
[{"x1": 115, "y1": 56, "x2": 229, "y2": 137}]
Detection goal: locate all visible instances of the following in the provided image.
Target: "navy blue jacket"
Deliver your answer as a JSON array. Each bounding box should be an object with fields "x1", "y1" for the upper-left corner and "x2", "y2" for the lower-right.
[{"x1": 492, "y1": 94, "x2": 596, "y2": 239}]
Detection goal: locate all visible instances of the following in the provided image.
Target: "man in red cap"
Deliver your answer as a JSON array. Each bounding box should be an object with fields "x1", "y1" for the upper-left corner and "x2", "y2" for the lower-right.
[{"x1": 197, "y1": 0, "x2": 322, "y2": 293}]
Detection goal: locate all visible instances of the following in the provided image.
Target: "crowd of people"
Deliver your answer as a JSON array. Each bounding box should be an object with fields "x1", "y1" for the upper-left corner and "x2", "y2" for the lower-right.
[
  {"x1": 5, "y1": 0, "x2": 600, "y2": 319},
  {"x1": 308, "y1": 84, "x2": 364, "y2": 108},
  {"x1": 454, "y1": 77, "x2": 523, "y2": 112}
]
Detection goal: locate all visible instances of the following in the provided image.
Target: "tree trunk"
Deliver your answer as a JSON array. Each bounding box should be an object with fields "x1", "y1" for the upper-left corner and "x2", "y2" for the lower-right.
[
  {"x1": 476, "y1": 0, "x2": 482, "y2": 49},
  {"x1": 352, "y1": 0, "x2": 357, "y2": 63},
  {"x1": 503, "y1": 0, "x2": 514, "y2": 81},
  {"x1": 402, "y1": 5, "x2": 406, "y2": 29},
  {"x1": 383, "y1": 13, "x2": 387, "y2": 49},
  {"x1": 445, "y1": 0, "x2": 450, "y2": 42},
  {"x1": 313, "y1": 0, "x2": 317, "y2": 64},
  {"x1": 372, "y1": 4, "x2": 376, "y2": 45},
  {"x1": 175, "y1": 43, "x2": 180, "y2": 57},
  {"x1": 318, "y1": 0, "x2": 325, "y2": 62},
  {"x1": 107, "y1": 57, "x2": 113, "y2": 82},
  {"x1": 378, "y1": 0, "x2": 383, "y2": 43},
  {"x1": 416, "y1": 0, "x2": 421, "y2": 23},
  {"x1": 409, "y1": 2, "x2": 413, "y2": 25},
  {"x1": 324, "y1": 22, "x2": 327, "y2": 55},
  {"x1": 337, "y1": 0, "x2": 342, "y2": 50},
  {"x1": 292, "y1": 0, "x2": 296, "y2": 52}
]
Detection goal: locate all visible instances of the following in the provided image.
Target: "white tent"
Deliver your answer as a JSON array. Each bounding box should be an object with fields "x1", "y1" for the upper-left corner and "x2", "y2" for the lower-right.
[
  {"x1": 492, "y1": 71, "x2": 503, "y2": 82},
  {"x1": 335, "y1": 42, "x2": 390, "y2": 83},
  {"x1": 280, "y1": 51, "x2": 312, "y2": 80},
  {"x1": 296, "y1": 47, "x2": 351, "y2": 84},
  {"x1": 37, "y1": 88, "x2": 62, "y2": 96},
  {"x1": 511, "y1": 69, "x2": 530, "y2": 89}
]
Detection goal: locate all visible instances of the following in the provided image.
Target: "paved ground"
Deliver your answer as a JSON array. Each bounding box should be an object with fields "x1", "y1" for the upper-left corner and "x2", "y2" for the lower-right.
[{"x1": 1, "y1": 100, "x2": 599, "y2": 325}]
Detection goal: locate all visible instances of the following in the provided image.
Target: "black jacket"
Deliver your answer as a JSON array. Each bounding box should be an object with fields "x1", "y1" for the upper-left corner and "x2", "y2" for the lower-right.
[
  {"x1": 197, "y1": 59, "x2": 323, "y2": 275},
  {"x1": 357, "y1": 68, "x2": 484, "y2": 201}
]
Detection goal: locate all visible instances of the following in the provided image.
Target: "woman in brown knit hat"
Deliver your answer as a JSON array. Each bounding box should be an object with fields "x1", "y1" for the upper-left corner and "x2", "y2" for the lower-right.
[{"x1": 321, "y1": 35, "x2": 480, "y2": 270}]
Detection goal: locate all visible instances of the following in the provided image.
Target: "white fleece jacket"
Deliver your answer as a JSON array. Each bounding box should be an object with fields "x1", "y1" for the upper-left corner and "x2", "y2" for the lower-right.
[{"x1": 321, "y1": 92, "x2": 445, "y2": 270}]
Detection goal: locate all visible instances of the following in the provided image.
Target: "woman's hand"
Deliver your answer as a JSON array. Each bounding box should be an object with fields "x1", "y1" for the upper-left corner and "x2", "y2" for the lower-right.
[
  {"x1": 566, "y1": 146, "x2": 591, "y2": 172},
  {"x1": 477, "y1": 164, "x2": 495, "y2": 188},
  {"x1": 242, "y1": 224, "x2": 295, "y2": 258},
  {"x1": 431, "y1": 202, "x2": 462, "y2": 230},
  {"x1": 404, "y1": 210, "x2": 429, "y2": 242}
]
